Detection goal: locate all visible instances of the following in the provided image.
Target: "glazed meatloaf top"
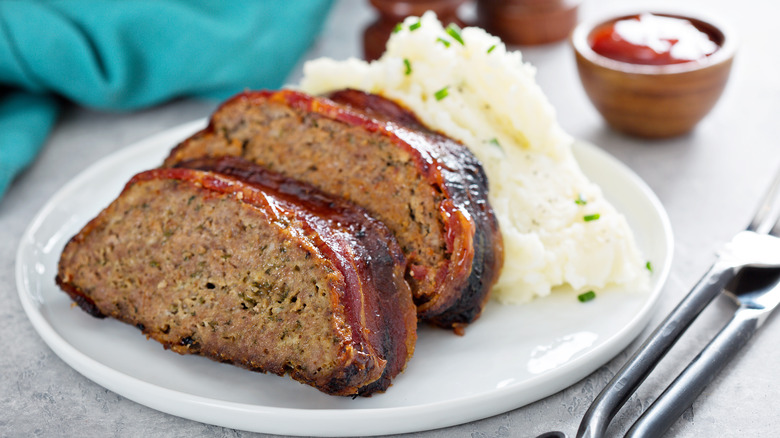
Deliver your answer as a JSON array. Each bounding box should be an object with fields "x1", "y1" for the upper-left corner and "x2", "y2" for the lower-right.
[
  {"x1": 56, "y1": 164, "x2": 416, "y2": 396},
  {"x1": 164, "y1": 89, "x2": 503, "y2": 331}
]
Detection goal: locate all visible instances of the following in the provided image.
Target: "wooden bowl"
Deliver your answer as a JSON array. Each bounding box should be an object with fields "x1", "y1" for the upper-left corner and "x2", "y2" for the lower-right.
[
  {"x1": 571, "y1": 12, "x2": 736, "y2": 138},
  {"x1": 476, "y1": 0, "x2": 581, "y2": 46}
]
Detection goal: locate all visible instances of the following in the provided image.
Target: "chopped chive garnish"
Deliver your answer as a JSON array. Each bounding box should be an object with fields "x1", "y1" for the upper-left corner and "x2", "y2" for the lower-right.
[
  {"x1": 434, "y1": 86, "x2": 450, "y2": 101},
  {"x1": 393, "y1": 23, "x2": 403, "y2": 33},
  {"x1": 436, "y1": 37, "x2": 451, "y2": 47},
  {"x1": 403, "y1": 58, "x2": 412, "y2": 75},
  {"x1": 409, "y1": 21, "x2": 421, "y2": 31},
  {"x1": 578, "y1": 291, "x2": 596, "y2": 302},
  {"x1": 445, "y1": 23, "x2": 465, "y2": 45},
  {"x1": 646, "y1": 261, "x2": 654, "y2": 272},
  {"x1": 575, "y1": 193, "x2": 587, "y2": 205},
  {"x1": 487, "y1": 44, "x2": 497, "y2": 53},
  {"x1": 488, "y1": 138, "x2": 502, "y2": 149},
  {"x1": 583, "y1": 213, "x2": 601, "y2": 222}
]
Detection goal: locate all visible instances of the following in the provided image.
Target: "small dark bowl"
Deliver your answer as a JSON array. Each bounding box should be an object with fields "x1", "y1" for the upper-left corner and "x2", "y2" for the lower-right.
[{"x1": 572, "y1": 12, "x2": 736, "y2": 138}]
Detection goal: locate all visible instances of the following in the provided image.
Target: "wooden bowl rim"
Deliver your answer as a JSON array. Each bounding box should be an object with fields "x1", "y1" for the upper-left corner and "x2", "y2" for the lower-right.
[{"x1": 571, "y1": 10, "x2": 737, "y2": 76}]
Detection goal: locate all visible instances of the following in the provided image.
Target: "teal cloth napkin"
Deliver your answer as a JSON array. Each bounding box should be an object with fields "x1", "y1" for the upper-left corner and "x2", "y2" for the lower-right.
[{"x1": 0, "y1": 0, "x2": 333, "y2": 201}]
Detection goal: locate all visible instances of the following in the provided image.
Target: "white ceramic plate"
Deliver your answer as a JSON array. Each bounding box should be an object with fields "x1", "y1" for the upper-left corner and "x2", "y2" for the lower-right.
[{"x1": 17, "y1": 119, "x2": 673, "y2": 437}]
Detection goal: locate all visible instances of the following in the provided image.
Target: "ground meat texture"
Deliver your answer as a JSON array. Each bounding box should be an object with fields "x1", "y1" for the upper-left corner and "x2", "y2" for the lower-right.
[
  {"x1": 56, "y1": 166, "x2": 416, "y2": 396},
  {"x1": 164, "y1": 89, "x2": 504, "y2": 330}
]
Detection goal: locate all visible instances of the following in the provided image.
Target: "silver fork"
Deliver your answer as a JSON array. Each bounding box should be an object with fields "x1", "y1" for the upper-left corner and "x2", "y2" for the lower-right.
[{"x1": 576, "y1": 168, "x2": 780, "y2": 438}]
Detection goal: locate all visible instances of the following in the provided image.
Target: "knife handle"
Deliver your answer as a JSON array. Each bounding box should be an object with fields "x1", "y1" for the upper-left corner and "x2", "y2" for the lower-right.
[
  {"x1": 624, "y1": 307, "x2": 761, "y2": 438},
  {"x1": 576, "y1": 260, "x2": 739, "y2": 438}
]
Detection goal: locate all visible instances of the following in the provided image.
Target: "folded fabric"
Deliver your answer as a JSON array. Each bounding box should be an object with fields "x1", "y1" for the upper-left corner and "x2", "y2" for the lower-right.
[{"x1": 0, "y1": 0, "x2": 333, "y2": 202}]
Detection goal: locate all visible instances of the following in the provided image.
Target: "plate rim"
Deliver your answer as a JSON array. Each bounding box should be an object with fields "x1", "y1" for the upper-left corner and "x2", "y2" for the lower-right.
[{"x1": 16, "y1": 120, "x2": 674, "y2": 437}]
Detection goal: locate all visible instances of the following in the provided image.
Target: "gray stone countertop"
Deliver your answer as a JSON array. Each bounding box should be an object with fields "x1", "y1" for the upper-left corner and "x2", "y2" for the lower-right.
[{"x1": 2, "y1": 0, "x2": 779, "y2": 437}]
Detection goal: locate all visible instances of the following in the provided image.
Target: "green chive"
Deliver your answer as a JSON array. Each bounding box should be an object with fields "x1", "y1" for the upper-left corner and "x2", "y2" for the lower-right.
[
  {"x1": 403, "y1": 58, "x2": 412, "y2": 75},
  {"x1": 575, "y1": 193, "x2": 587, "y2": 205},
  {"x1": 578, "y1": 291, "x2": 596, "y2": 302},
  {"x1": 436, "y1": 37, "x2": 451, "y2": 48},
  {"x1": 434, "y1": 86, "x2": 450, "y2": 101},
  {"x1": 583, "y1": 213, "x2": 601, "y2": 222},
  {"x1": 445, "y1": 23, "x2": 465, "y2": 45},
  {"x1": 487, "y1": 44, "x2": 497, "y2": 53},
  {"x1": 392, "y1": 23, "x2": 403, "y2": 33},
  {"x1": 488, "y1": 138, "x2": 502, "y2": 149},
  {"x1": 409, "y1": 21, "x2": 421, "y2": 31},
  {"x1": 646, "y1": 261, "x2": 654, "y2": 272}
]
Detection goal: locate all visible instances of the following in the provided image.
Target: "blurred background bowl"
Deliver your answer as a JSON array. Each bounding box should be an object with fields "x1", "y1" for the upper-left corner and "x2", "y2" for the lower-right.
[
  {"x1": 571, "y1": 12, "x2": 736, "y2": 139},
  {"x1": 476, "y1": 0, "x2": 582, "y2": 46}
]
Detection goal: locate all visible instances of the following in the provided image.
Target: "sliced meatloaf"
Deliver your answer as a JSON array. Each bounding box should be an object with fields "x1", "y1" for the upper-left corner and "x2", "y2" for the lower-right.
[
  {"x1": 56, "y1": 164, "x2": 416, "y2": 396},
  {"x1": 164, "y1": 89, "x2": 503, "y2": 330}
]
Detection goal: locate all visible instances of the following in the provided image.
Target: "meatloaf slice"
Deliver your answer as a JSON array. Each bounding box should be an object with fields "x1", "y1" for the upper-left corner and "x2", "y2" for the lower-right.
[
  {"x1": 163, "y1": 89, "x2": 503, "y2": 331},
  {"x1": 56, "y1": 165, "x2": 416, "y2": 396}
]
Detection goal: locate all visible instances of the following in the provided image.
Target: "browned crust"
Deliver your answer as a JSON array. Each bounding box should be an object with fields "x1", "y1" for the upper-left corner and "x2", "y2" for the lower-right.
[
  {"x1": 326, "y1": 89, "x2": 505, "y2": 330},
  {"x1": 56, "y1": 166, "x2": 416, "y2": 396},
  {"x1": 178, "y1": 156, "x2": 416, "y2": 394},
  {"x1": 164, "y1": 89, "x2": 504, "y2": 330}
]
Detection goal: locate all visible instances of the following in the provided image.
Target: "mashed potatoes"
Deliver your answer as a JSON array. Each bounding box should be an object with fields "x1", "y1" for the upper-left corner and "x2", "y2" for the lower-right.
[{"x1": 300, "y1": 12, "x2": 648, "y2": 303}]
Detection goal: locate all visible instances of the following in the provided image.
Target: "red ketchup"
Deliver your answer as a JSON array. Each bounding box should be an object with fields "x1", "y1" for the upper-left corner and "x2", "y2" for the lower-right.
[{"x1": 589, "y1": 13, "x2": 719, "y2": 65}]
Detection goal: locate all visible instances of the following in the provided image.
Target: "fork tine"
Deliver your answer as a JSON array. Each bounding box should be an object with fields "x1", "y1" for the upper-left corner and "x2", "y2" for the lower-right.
[
  {"x1": 771, "y1": 218, "x2": 780, "y2": 238},
  {"x1": 747, "y1": 166, "x2": 780, "y2": 234}
]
